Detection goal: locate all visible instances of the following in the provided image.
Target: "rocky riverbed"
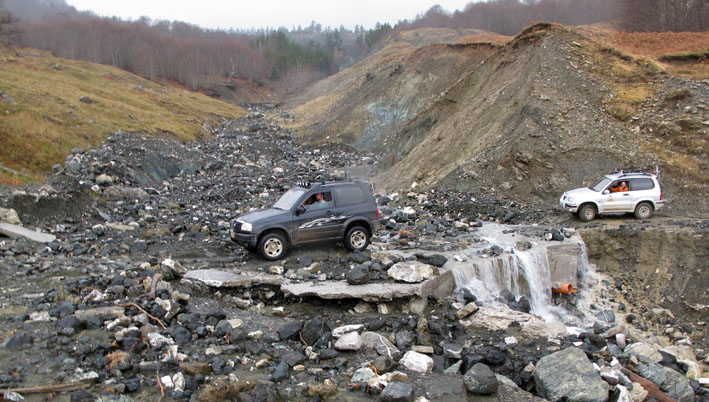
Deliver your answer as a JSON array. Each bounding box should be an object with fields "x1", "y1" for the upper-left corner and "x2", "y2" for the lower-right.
[{"x1": 0, "y1": 106, "x2": 707, "y2": 401}]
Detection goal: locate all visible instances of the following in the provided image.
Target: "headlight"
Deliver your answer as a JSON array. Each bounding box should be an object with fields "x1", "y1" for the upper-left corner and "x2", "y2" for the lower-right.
[
  {"x1": 240, "y1": 222, "x2": 252, "y2": 232},
  {"x1": 566, "y1": 196, "x2": 575, "y2": 204}
]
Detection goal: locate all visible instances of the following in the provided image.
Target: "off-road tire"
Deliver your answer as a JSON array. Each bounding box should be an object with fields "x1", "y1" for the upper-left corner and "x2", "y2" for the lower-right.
[
  {"x1": 344, "y1": 226, "x2": 370, "y2": 252},
  {"x1": 578, "y1": 204, "x2": 597, "y2": 222},
  {"x1": 258, "y1": 232, "x2": 288, "y2": 260},
  {"x1": 634, "y1": 202, "x2": 654, "y2": 219}
]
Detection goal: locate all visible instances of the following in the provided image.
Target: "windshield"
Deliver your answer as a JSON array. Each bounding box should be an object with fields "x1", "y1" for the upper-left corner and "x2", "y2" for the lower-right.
[
  {"x1": 590, "y1": 177, "x2": 612, "y2": 192},
  {"x1": 273, "y1": 188, "x2": 306, "y2": 210}
]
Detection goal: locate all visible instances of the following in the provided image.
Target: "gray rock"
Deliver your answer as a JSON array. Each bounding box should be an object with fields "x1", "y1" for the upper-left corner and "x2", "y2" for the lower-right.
[
  {"x1": 271, "y1": 360, "x2": 289, "y2": 381},
  {"x1": 463, "y1": 363, "x2": 498, "y2": 395},
  {"x1": 380, "y1": 382, "x2": 414, "y2": 402},
  {"x1": 103, "y1": 186, "x2": 149, "y2": 201},
  {"x1": 443, "y1": 343, "x2": 463, "y2": 359},
  {"x1": 347, "y1": 264, "x2": 370, "y2": 285},
  {"x1": 2, "y1": 330, "x2": 31, "y2": 350},
  {"x1": 334, "y1": 331, "x2": 362, "y2": 351},
  {"x1": 278, "y1": 321, "x2": 303, "y2": 341},
  {"x1": 351, "y1": 367, "x2": 376, "y2": 384},
  {"x1": 361, "y1": 331, "x2": 402, "y2": 359},
  {"x1": 532, "y1": 347, "x2": 608, "y2": 402},
  {"x1": 636, "y1": 360, "x2": 694, "y2": 402},
  {"x1": 301, "y1": 319, "x2": 329, "y2": 346},
  {"x1": 395, "y1": 330, "x2": 415, "y2": 349}
]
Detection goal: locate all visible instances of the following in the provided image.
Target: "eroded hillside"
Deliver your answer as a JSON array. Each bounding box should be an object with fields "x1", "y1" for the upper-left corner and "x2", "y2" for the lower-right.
[
  {"x1": 289, "y1": 24, "x2": 708, "y2": 218},
  {"x1": 286, "y1": 29, "x2": 507, "y2": 149}
]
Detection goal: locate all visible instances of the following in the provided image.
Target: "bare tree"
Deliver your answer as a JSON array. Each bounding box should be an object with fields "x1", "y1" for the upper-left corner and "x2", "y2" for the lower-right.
[{"x1": 0, "y1": 0, "x2": 21, "y2": 45}]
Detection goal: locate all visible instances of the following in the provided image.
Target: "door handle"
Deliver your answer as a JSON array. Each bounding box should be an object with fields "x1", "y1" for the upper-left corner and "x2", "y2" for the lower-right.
[{"x1": 623, "y1": 194, "x2": 630, "y2": 196}]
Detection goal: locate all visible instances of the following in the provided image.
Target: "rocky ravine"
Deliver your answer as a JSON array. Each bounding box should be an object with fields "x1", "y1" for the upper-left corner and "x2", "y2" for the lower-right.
[{"x1": 0, "y1": 107, "x2": 707, "y2": 402}]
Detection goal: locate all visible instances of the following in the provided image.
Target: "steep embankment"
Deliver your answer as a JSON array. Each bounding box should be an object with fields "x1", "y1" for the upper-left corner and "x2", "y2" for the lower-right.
[
  {"x1": 286, "y1": 29, "x2": 505, "y2": 149},
  {"x1": 580, "y1": 225, "x2": 708, "y2": 350},
  {"x1": 370, "y1": 23, "x2": 707, "y2": 217}
]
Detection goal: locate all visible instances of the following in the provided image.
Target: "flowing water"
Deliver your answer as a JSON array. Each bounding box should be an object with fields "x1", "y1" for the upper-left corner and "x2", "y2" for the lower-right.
[{"x1": 450, "y1": 223, "x2": 594, "y2": 324}]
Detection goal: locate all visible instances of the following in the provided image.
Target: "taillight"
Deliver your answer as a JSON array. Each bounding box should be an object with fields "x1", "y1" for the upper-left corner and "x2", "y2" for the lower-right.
[{"x1": 376, "y1": 207, "x2": 380, "y2": 220}]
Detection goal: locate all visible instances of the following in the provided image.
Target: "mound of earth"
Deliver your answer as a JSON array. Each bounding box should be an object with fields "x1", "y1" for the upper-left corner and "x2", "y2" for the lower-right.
[
  {"x1": 286, "y1": 28, "x2": 502, "y2": 149},
  {"x1": 289, "y1": 23, "x2": 708, "y2": 219}
]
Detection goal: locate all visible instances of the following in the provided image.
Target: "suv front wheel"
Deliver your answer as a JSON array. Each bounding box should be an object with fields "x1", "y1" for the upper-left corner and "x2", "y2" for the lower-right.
[
  {"x1": 578, "y1": 204, "x2": 597, "y2": 222},
  {"x1": 344, "y1": 226, "x2": 370, "y2": 252},
  {"x1": 258, "y1": 232, "x2": 288, "y2": 260}
]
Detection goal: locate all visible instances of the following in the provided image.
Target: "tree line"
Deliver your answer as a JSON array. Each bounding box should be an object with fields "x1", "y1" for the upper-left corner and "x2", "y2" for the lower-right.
[
  {"x1": 0, "y1": 0, "x2": 705, "y2": 97},
  {"x1": 401, "y1": 0, "x2": 707, "y2": 36}
]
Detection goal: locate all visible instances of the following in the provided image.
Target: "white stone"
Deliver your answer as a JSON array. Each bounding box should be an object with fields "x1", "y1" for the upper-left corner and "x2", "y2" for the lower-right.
[
  {"x1": 147, "y1": 333, "x2": 174, "y2": 349},
  {"x1": 615, "y1": 333, "x2": 627, "y2": 350},
  {"x1": 387, "y1": 261, "x2": 434, "y2": 283},
  {"x1": 268, "y1": 265, "x2": 284, "y2": 275},
  {"x1": 227, "y1": 319, "x2": 243, "y2": 329},
  {"x1": 505, "y1": 336, "x2": 518, "y2": 346},
  {"x1": 332, "y1": 324, "x2": 364, "y2": 338},
  {"x1": 615, "y1": 385, "x2": 633, "y2": 402},
  {"x1": 334, "y1": 331, "x2": 362, "y2": 351},
  {"x1": 172, "y1": 372, "x2": 185, "y2": 392},
  {"x1": 160, "y1": 375, "x2": 174, "y2": 389},
  {"x1": 29, "y1": 311, "x2": 51, "y2": 322},
  {"x1": 629, "y1": 382, "x2": 649, "y2": 402},
  {"x1": 399, "y1": 351, "x2": 434, "y2": 373},
  {"x1": 248, "y1": 330, "x2": 263, "y2": 340}
]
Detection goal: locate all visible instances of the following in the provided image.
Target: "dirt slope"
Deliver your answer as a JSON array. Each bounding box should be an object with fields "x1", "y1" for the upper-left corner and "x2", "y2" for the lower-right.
[
  {"x1": 285, "y1": 28, "x2": 505, "y2": 149},
  {"x1": 367, "y1": 24, "x2": 708, "y2": 217}
]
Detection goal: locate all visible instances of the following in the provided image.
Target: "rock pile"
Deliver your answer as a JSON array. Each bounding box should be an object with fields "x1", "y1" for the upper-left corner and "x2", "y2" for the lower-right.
[{"x1": 0, "y1": 106, "x2": 706, "y2": 401}]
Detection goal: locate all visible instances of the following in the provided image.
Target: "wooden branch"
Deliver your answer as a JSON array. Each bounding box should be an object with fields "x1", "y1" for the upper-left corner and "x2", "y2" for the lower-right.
[
  {"x1": 120, "y1": 302, "x2": 166, "y2": 329},
  {"x1": 0, "y1": 382, "x2": 88, "y2": 394},
  {"x1": 622, "y1": 368, "x2": 676, "y2": 402}
]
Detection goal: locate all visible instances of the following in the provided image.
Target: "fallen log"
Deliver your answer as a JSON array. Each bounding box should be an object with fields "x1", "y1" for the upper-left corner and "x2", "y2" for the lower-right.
[
  {"x1": 622, "y1": 368, "x2": 676, "y2": 402},
  {"x1": 0, "y1": 381, "x2": 88, "y2": 394}
]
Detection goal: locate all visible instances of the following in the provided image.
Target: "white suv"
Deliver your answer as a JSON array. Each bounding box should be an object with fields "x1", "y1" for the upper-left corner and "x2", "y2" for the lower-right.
[{"x1": 559, "y1": 170, "x2": 665, "y2": 222}]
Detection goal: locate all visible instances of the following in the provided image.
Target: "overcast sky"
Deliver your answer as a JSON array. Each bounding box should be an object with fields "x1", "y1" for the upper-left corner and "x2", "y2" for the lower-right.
[{"x1": 65, "y1": 0, "x2": 473, "y2": 31}]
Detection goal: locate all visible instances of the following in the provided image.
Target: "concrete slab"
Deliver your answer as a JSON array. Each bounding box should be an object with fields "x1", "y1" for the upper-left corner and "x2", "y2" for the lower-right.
[
  {"x1": 282, "y1": 268, "x2": 454, "y2": 302},
  {"x1": 184, "y1": 267, "x2": 454, "y2": 304},
  {"x1": 0, "y1": 222, "x2": 56, "y2": 243},
  {"x1": 183, "y1": 269, "x2": 284, "y2": 288}
]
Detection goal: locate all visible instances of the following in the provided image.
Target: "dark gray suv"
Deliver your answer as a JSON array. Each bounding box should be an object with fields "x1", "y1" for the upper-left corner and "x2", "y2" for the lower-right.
[{"x1": 231, "y1": 181, "x2": 381, "y2": 260}]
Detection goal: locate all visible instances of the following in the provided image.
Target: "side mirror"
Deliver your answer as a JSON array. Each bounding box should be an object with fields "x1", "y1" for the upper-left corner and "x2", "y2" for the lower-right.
[
  {"x1": 296, "y1": 205, "x2": 306, "y2": 215},
  {"x1": 602, "y1": 190, "x2": 609, "y2": 195}
]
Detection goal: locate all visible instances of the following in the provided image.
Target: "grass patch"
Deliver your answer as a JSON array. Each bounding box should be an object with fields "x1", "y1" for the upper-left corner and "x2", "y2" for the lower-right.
[
  {"x1": 665, "y1": 87, "x2": 693, "y2": 101},
  {"x1": 0, "y1": 47, "x2": 246, "y2": 184},
  {"x1": 604, "y1": 84, "x2": 653, "y2": 121},
  {"x1": 659, "y1": 50, "x2": 709, "y2": 62}
]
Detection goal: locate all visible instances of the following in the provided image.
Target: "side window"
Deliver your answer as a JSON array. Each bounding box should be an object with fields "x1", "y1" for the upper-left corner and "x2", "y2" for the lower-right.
[
  {"x1": 334, "y1": 186, "x2": 365, "y2": 207},
  {"x1": 629, "y1": 178, "x2": 654, "y2": 191},
  {"x1": 302, "y1": 191, "x2": 332, "y2": 209}
]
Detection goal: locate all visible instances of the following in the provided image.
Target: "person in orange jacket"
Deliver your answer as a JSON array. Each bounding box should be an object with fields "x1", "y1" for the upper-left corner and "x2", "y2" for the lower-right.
[{"x1": 610, "y1": 181, "x2": 628, "y2": 192}]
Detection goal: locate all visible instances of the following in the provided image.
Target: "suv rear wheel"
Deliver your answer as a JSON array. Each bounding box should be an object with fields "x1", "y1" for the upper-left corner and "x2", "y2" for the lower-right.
[
  {"x1": 344, "y1": 226, "x2": 370, "y2": 252},
  {"x1": 578, "y1": 204, "x2": 597, "y2": 222},
  {"x1": 258, "y1": 232, "x2": 288, "y2": 260},
  {"x1": 634, "y1": 202, "x2": 653, "y2": 219}
]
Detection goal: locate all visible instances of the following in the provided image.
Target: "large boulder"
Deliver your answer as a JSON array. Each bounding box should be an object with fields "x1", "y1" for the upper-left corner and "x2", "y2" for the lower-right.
[
  {"x1": 399, "y1": 351, "x2": 433, "y2": 373},
  {"x1": 636, "y1": 360, "x2": 694, "y2": 402},
  {"x1": 463, "y1": 363, "x2": 498, "y2": 395},
  {"x1": 361, "y1": 331, "x2": 401, "y2": 360},
  {"x1": 387, "y1": 261, "x2": 435, "y2": 283},
  {"x1": 532, "y1": 347, "x2": 608, "y2": 402}
]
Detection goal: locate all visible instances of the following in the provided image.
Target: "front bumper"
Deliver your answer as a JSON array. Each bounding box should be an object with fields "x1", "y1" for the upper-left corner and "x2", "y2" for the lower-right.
[
  {"x1": 559, "y1": 196, "x2": 578, "y2": 213},
  {"x1": 230, "y1": 230, "x2": 258, "y2": 248}
]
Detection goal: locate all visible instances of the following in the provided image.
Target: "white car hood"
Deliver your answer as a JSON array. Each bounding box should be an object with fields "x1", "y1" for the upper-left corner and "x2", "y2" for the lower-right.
[{"x1": 564, "y1": 187, "x2": 598, "y2": 198}]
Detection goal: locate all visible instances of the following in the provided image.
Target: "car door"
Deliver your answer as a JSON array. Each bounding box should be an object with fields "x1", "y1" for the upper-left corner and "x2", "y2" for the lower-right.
[
  {"x1": 628, "y1": 178, "x2": 655, "y2": 211},
  {"x1": 601, "y1": 181, "x2": 632, "y2": 212},
  {"x1": 291, "y1": 190, "x2": 339, "y2": 242}
]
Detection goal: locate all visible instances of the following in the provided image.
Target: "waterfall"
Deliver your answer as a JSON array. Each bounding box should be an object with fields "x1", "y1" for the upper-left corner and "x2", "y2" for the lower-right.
[{"x1": 452, "y1": 247, "x2": 558, "y2": 320}]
